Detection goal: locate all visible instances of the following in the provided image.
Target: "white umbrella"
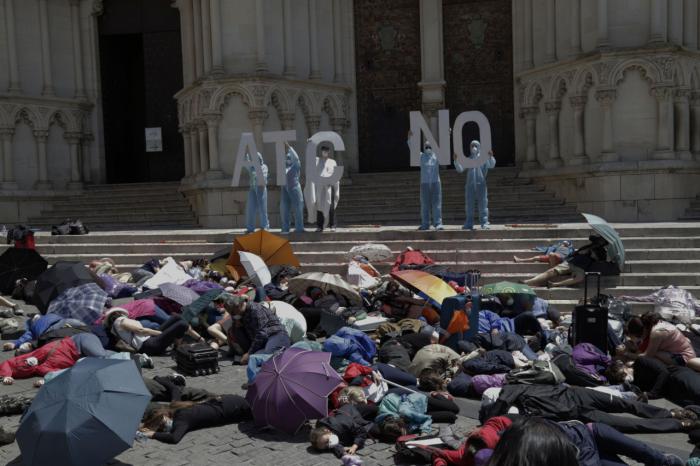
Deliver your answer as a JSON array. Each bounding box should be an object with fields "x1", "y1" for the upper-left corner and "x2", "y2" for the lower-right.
[
  {"x1": 347, "y1": 243, "x2": 393, "y2": 262},
  {"x1": 263, "y1": 301, "x2": 307, "y2": 342},
  {"x1": 288, "y1": 272, "x2": 363, "y2": 307},
  {"x1": 238, "y1": 251, "x2": 272, "y2": 287}
]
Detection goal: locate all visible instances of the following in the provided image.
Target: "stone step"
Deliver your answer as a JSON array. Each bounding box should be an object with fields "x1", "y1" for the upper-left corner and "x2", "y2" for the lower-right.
[
  {"x1": 342, "y1": 184, "x2": 546, "y2": 198},
  {"x1": 52, "y1": 194, "x2": 186, "y2": 208},
  {"x1": 339, "y1": 208, "x2": 580, "y2": 222},
  {"x1": 339, "y1": 191, "x2": 558, "y2": 204},
  {"x1": 26, "y1": 220, "x2": 200, "y2": 231},
  {"x1": 337, "y1": 198, "x2": 567, "y2": 210},
  {"x1": 45, "y1": 205, "x2": 194, "y2": 216},
  {"x1": 30, "y1": 211, "x2": 197, "y2": 224},
  {"x1": 83, "y1": 181, "x2": 181, "y2": 192}
]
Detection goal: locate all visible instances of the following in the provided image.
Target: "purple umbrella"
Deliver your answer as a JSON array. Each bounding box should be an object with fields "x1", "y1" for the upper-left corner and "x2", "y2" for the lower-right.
[
  {"x1": 245, "y1": 347, "x2": 343, "y2": 434},
  {"x1": 159, "y1": 282, "x2": 200, "y2": 306}
]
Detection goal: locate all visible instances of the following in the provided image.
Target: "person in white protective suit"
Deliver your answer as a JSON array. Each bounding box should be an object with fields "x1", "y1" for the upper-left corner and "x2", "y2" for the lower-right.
[
  {"x1": 305, "y1": 146, "x2": 340, "y2": 233},
  {"x1": 454, "y1": 140, "x2": 496, "y2": 230}
]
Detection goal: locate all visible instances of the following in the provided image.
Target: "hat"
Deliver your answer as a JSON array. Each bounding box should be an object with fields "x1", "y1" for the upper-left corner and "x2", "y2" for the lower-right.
[{"x1": 103, "y1": 308, "x2": 128, "y2": 326}]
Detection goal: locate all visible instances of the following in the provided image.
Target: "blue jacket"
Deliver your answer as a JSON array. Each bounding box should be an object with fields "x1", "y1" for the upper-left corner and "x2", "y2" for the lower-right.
[
  {"x1": 284, "y1": 147, "x2": 301, "y2": 188},
  {"x1": 14, "y1": 313, "x2": 64, "y2": 347},
  {"x1": 479, "y1": 310, "x2": 515, "y2": 334},
  {"x1": 323, "y1": 327, "x2": 377, "y2": 366},
  {"x1": 376, "y1": 393, "x2": 431, "y2": 433}
]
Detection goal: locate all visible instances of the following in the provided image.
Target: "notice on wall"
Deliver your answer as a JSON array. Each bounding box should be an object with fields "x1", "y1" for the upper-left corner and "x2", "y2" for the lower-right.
[{"x1": 145, "y1": 127, "x2": 163, "y2": 152}]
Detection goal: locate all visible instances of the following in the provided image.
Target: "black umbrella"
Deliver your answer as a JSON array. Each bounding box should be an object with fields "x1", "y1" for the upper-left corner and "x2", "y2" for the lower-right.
[
  {"x1": 0, "y1": 248, "x2": 48, "y2": 295},
  {"x1": 33, "y1": 261, "x2": 96, "y2": 313}
]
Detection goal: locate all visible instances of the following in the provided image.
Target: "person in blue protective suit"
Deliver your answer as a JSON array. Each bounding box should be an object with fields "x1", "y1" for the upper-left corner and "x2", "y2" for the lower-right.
[
  {"x1": 454, "y1": 140, "x2": 496, "y2": 230},
  {"x1": 245, "y1": 151, "x2": 270, "y2": 233},
  {"x1": 279, "y1": 142, "x2": 305, "y2": 234},
  {"x1": 408, "y1": 131, "x2": 443, "y2": 231}
]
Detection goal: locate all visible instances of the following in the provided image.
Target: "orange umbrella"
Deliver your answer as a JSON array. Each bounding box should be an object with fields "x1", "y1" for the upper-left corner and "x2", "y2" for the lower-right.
[
  {"x1": 226, "y1": 230, "x2": 300, "y2": 280},
  {"x1": 390, "y1": 270, "x2": 457, "y2": 309}
]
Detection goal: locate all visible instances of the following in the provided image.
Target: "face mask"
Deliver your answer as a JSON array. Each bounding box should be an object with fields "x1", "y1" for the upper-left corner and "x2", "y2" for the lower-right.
[
  {"x1": 506, "y1": 297, "x2": 514, "y2": 306},
  {"x1": 26, "y1": 357, "x2": 38, "y2": 367},
  {"x1": 163, "y1": 418, "x2": 174, "y2": 432},
  {"x1": 424, "y1": 148, "x2": 432, "y2": 155},
  {"x1": 470, "y1": 146, "x2": 479, "y2": 156},
  {"x1": 327, "y1": 434, "x2": 339, "y2": 449},
  {"x1": 321, "y1": 151, "x2": 330, "y2": 158}
]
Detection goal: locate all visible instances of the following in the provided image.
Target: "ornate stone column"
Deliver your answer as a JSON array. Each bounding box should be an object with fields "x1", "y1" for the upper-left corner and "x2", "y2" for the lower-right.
[
  {"x1": 182, "y1": 128, "x2": 193, "y2": 180},
  {"x1": 69, "y1": 0, "x2": 86, "y2": 99},
  {"x1": 308, "y1": 0, "x2": 321, "y2": 79},
  {"x1": 522, "y1": 0, "x2": 534, "y2": 69},
  {"x1": 282, "y1": 0, "x2": 295, "y2": 77},
  {"x1": 690, "y1": 91, "x2": 700, "y2": 160},
  {"x1": 418, "y1": 0, "x2": 446, "y2": 131},
  {"x1": 3, "y1": 0, "x2": 21, "y2": 93},
  {"x1": 204, "y1": 114, "x2": 223, "y2": 178},
  {"x1": 675, "y1": 89, "x2": 692, "y2": 160},
  {"x1": 192, "y1": 0, "x2": 204, "y2": 79},
  {"x1": 0, "y1": 128, "x2": 17, "y2": 189},
  {"x1": 305, "y1": 114, "x2": 321, "y2": 136},
  {"x1": 249, "y1": 110, "x2": 269, "y2": 149},
  {"x1": 331, "y1": 117, "x2": 347, "y2": 167},
  {"x1": 81, "y1": 133, "x2": 92, "y2": 183},
  {"x1": 197, "y1": 122, "x2": 209, "y2": 175},
  {"x1": 177, "y1": 0, "x2": 196, "y2": 86},
  {"x1": 570, "y1": 0, "x2": 582, "y2": 56},
  {"x1": 544, "y1": 0, "x2": 557, "y2": 63},
  {"x1": 189, "y1": 125, "x2": 201, "y2": 177},
  {"x1": 595, "y1": 89, "x2": 618, "y2": 161},
  {"x1": 209, "y1": 0, "x2": 224, "y2": 76},
  {"x1": 65, "y1": 132, "x2": 83, "y2": 189},
  {"x1": 38, "y1": 0, "x2": 55, "y2": 96},
  {"x1": 279, "y1": 112, "x2": 295, "y2": 131},
  {"x1": 597, "y1": 0, "x2": 610, "y2": 48},
  {"x1": 255, "y1": 0, "x2": 268, "y2": 72},
  {"x1": 649, "y1": 0, "x2": 668, "y2": 44},
  {"x1": 201, "y1": 0, "x2": 212, "y2": 74},
  {"x1": 684, "y1": 0, "x2": 697, "y2": 49},
  {"x1": 652, "y1": 86, "x2": 675, "y2": 159},
  {"x1": 544, "y1": 101, "x2": 562, "y2": 167},
  {"x1": 33, "y1": 130, "x2": 52, "y2": 189},
  {"x1": 332, "y1": 0, "x2": 343, "y2": 82},
  {"x1": 569, "y1": 95, "x2": 588, "y2": 165},
  {"x1": 522, "y1": 106, "x2": 540, "y2": 170}
]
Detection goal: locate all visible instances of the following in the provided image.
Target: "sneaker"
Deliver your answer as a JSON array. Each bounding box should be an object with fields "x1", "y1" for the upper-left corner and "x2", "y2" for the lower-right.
[
  {"x1": 661, "y1": 454, "x2": 684, "y2": 466},
  {"x1": 672, "y1": 408, "x2": 698, "y2": 421},
  {"x1": 435, "y1": 225, "x2": 445, "y2": 231},
  {"x1": 330, "y1": 227, "x2": 337, "y2": 232},
  {"x1": 481, "y1": 224, "x2": 491, "y2": 230},
  {"x1": 417, "y1": 226, "x2": 429, "y2": 231},
  {"x1": 462, "y1": 225, "x2": 474, "y2": 231},
  {"x1": 137, "y1": 353, "x2": 154, "y2": 369},
  {"x1": 315, "y1": 228, "x2": 323, "y2": 233},
  {"x1": 170, "y1": 373, "x2": 186, "y2": 386}
]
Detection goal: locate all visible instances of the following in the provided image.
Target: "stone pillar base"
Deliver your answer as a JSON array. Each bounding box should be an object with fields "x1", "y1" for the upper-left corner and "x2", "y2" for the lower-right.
[
  {"x1": 203, "y1": 170, "x2": 224, "y2": 180},
  {"x1": 652, "y1": 150, "x2": 675, "y2": 160},
  {"x1": 678, "y1": 151, "x2": 693, "y2": 161},
  {"x1": 522, "y1": 161, "x2": 541, "y2": 170},
  {"x1": 0, "y1": 182, "x2": 18, "y2": 190},
  {"x1": 34, "y1": 180, "x2": 53, "y2": 190},
  {"x1": 569, "y1": 156, "x2": 588, "y2": 166},
  {"x1": 544, "y1": 159, "x2": 563, "y2": 169},
  {"x1": 67, "y1": 181, "x2": 84, "y2": 190},
  {"x1": 600, "y1": 152, "x2": 620, "y2": 162}
]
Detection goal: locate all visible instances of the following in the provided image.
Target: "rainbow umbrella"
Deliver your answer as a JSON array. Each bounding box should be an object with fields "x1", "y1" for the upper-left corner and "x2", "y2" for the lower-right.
[{"x1": 390, "y1": 270, "x2": 457, "y2": 309}]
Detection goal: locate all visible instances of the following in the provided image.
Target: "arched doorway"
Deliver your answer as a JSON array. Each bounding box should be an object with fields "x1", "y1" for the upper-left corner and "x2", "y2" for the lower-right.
[{"x1": 98, "y1": 0, "x2": 184, "y2": 183}]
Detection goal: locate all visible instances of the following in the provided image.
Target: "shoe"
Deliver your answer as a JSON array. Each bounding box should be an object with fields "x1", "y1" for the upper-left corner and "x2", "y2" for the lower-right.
[
  {"x1": 435, "y1": 225, "x2": 445, "y2": 231},
  {"x1": 137, "y1": 353, "x2": 154, "y2": 369},
  {"x1": 417, "y1": 226, "x2": 429, "y2": 231},
  {"x1": 672, "y1": 408, "x2": 698, "y2": 421},
  {"x1": 170, "y1": 373, "x2": 186, "y2": 386},
  {"x1": 661, "y1": 453, "x2": 684, "y2": 466},
  {"x1": 680, "y1": 419, "x2": 700, "y2": 431},
  {"x1": 315, "y1": 228, "x2": 323, "y2": 232},
  {"x1": 241, "y1": 382, "x2": 249, "y2": 390},
  {"x1": 481, "y1": 224, "x2": 490, "y2": 230},
  {"x1": 330, "y1": 227, "x2": 337, "y2": 232},
  {"x1": 462, "y1": 225, "x2": 474, "y2": 231}
]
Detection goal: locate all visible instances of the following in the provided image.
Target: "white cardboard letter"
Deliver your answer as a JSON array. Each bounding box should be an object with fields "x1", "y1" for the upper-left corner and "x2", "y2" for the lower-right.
[
  {"x1": 408, "y1": 109, "x2": 450, "y2": 166},
  {"x1": 304, "y1": 131, "x2": 345, "y2": 185},
  {"x1": 453, "y1": 111, "x2": 493, "y2": 168},
  {"x1": 263, "y1": 130, "x2": 297, "y2": 186},
  {"x1": 231, "y1": 133, "x2": 265, "y2": 187}
]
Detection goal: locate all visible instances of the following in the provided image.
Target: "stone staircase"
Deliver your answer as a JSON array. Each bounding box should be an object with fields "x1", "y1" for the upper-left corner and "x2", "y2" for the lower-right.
[
  {"x1": 27, "y1": 182, "x2": 199, "y2": 230},
  {"x1": 339, "y1": 167, "x2": 581, "y2": 225},
  {"x1": 6, "y1": 223, "x2": 699, "y2": 314}
]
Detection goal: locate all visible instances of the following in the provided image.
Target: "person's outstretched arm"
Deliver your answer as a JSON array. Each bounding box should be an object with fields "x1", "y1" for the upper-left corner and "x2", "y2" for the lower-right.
[{"x1": 152, "y1": 418, "x2": 190, "y2": 444}]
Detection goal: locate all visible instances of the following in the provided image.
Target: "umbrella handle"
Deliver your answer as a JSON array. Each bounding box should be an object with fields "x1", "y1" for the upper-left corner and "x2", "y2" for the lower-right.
[{"x1": 383, "y1": 379, "x2": 427, "y2": 397}]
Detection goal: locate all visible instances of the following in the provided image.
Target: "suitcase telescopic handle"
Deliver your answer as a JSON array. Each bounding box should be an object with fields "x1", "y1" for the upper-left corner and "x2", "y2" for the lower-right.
[{"x1": 584, "y1": 272, "x2": 602, "y2": 304}]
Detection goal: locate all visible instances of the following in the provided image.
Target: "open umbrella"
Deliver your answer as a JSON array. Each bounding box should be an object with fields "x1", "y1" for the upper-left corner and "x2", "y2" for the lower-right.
[
  {"x1": 582, "y1": 213, "x2": 625, "y2": 268},
  {"x1": 238, "y1": 251, "x2": 272, "y2": 287},
  {"x1": 390, "y1": 270, "x2": 457, "y2": 309},
  {"x1": 0, "y1": 248, "x2": 48, "y2": 295},
  {"x1": 480, "y1": 281, "x2": 536, "y2": 297},
  {"x1": 16, "y1": 358, "x2": 151, "y2": 466},
  {"x1": 347, "y1": 243, "x2": 393, "y2": 262},
  {"x1": 33, "y1": 261, "x2": 96, "y2": 312},
  {"x1": 287, "y1": 272, "x2": 362, "y2": 307},
  {"x1": 159, "y1": 282, "x2": 200, "y2": 306},
  {"x1": 226, "y1": 230, "x2": 300, "y2": 280},
  {"x1": 245, "y1": 347, "x2": 343, "y2": 434},
  {"x1": 263, "y1": 301, "x2": 307, "y2": 342},
  {"x1": 47, "y1": 282, "x2": 109, "y2": 325}
]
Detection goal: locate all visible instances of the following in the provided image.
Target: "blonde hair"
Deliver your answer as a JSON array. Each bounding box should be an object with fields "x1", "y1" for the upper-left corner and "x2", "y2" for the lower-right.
[
  {"x1": 338, "y1": 386, "x2": 366, "y2": 406},
  {"x1": 309, "y1": 425, "x2": 332, "y2": 449}
]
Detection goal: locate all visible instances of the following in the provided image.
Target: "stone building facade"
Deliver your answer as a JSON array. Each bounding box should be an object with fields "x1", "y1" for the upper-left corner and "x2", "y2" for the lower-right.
[{"x1": 0, "y1": 0, "x2": 698, "y2": 226}]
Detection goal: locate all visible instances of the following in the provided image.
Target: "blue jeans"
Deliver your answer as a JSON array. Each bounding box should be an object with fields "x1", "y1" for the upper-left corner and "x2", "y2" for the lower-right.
[
  {"x1": 465, "y1": 181, "x2": 489, "y2": 228},
  {"x1": 245, "y1": 186, "x2": 269, "y2": 233},
  {"x1": 246, "y1": 353, "x2": 273, "y2": 383},
  {"x1": 280, "y1": 184, "x2": 305, "y2": 233},
  {"x1": 137, "y1": 305, "x2": 170, "y2": 330},
  {"x1": 592, "y1": 422, "x2": 665, "y2": 465},
  {"x1": 420, "y1": 182, "x2": 442, "y2": 229},
  {"x1": 254, "y1": 331, "x2": 291, "y2": 355},
  {"x1": 71, "y1": 333, "x2": 114, "y2": 358}
]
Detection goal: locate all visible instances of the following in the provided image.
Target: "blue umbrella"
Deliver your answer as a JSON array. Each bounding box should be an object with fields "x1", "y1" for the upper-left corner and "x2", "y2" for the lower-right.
[
  {"x1": 17, "y1": 358, "x2": 151, "y2": 466},
  {"x1": 582, "y1": 213, "x2": 625, "y2": 268},
  {"x1": 47, "y1": 282, "x2": 109, "y2": 325}
]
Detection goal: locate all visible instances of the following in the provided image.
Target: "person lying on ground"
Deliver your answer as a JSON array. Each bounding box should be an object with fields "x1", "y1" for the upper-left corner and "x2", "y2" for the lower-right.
[
  {"x1": 104, "y1": 308, "x2": 197, "y2": 356},
  {"x1": 3, "y1": 313, "x2": 87, "y2": 354},
  {"x1": 624, "y1": 312, "x2": 700, "y2": 372},
  {"x1": 513, "y1": 240, "x2": 574, "y2": 266},
  {"x1": 633, "y1": 355, "x2": 700, "y2": 406},
  {"x1": 139, "y1": 395, "x2": 252, "y2": 444},
  {"x1": 225, "y1": 294, "x2": 290, "y2": 365},
  {"x1": 0, "y1": 333, "x2": 115, "y2": 385},
  {"x1": 480, "y1": 383, "x2": 700, "y2": 434},
  {"x1": 310, "y1": 402, "x2": 375, "y2": 458}
]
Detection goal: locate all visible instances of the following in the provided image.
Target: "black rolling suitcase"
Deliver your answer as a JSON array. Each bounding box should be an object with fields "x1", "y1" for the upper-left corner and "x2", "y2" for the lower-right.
[
  {"x1": 174, "y1": 343, "x2": 220, "y2": 376},
  {"x1": 571, "y1": 272, "x2": 608, "y2": 353}
]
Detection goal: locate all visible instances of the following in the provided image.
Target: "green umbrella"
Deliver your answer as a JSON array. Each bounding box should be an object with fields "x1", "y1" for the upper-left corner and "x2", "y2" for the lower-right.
[
  {"x1": 481, "y1": 281, "x2": 536, "y2": 296},
  {"x1": 582, "y1": 213, "x2": 625, "y2": 268}
]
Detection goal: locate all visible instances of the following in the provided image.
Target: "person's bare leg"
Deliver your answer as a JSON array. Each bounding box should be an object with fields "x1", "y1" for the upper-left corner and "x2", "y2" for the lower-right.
[
  {"x1": 523, "y1": 269, "x2": 558, "y2": 286},
  {"x1": 686, "y1": 358, "x2": 700, "y2": 372},
  {"x1": 514, "y1": 255, "x2": 540, "y2": 263},
  {"x1": 547, "y1": 254, "x2": 561, "y2": 267},
  {"x1": 207, "y1": 323, "x2": 227, "y2": 348},
  {"x1": 549, "y1": 275, "x2": 583, "y2": 288}
]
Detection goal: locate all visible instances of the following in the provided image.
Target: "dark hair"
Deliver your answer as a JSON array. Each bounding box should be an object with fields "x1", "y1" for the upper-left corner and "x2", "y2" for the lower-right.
[
  {"x1": 640, "y1": 312, "x2": 661, "y2": 332},
  {"x1": 605, "y1": 359, "x2": 628, "y2": 385},
  {"x1": 626, "y1": 317, "x2": 644, "y2": 338},
  {"x1": 141, "y1": 401, "x2": 198, "y2": 432},
  {"x1": 379, "y1": 417, "x2": 407, "y2": 441},
  {"x1": 487, "y1": 417, "x2": 579, "y2": 466},
  {"x1": 418, "y1": 369, "x2": 445, "y2": 391}
]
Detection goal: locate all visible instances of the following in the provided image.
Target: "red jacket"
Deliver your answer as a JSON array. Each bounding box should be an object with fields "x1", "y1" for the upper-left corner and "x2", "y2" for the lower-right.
[
  {"x1": 392, "y1": 249, "x2": 435, "y2": 273},
  {"x1": 0, "y1": 337, "x2": 80, "y2": 379},
  {"x1": 432, "y1": 416, "x2": 512, "y2": 466}
]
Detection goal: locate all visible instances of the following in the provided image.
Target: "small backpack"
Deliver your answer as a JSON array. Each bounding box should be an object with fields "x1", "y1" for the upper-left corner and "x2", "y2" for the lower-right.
[{"x1": 505, "y1": 359, "x2": 566, "y2": 385}]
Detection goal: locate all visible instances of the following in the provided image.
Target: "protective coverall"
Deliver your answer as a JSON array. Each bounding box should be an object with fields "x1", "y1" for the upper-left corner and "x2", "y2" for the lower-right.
[
  {"x1": 414, "y1": 142, "x2": 443, "y2": 230},
  {"x1": 245, "y1": 152, "x2": 270, "y2": 233},
  {"x1": 455, "y1": 140, "x2": 496, "y2": 229},
  {"x1": 279, "y1": 146, "x2": 305, "y2": 233},
  {"x1": 305, "y1": 155, "x2": 340, "y2": 231}
]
